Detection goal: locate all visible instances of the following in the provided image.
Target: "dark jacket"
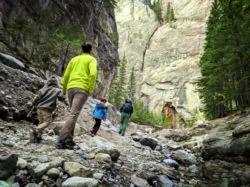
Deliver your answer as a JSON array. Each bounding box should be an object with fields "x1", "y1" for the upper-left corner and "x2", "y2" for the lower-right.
[
  {"x1": 34, "y1": 85, "x2": 63, "y2": 111},
  {"x1": 92, "y1": 103, "x2": 108, "y2": 120},
  {"x1": 120, "y1": 101, "x2": 133, "y2": 115}
]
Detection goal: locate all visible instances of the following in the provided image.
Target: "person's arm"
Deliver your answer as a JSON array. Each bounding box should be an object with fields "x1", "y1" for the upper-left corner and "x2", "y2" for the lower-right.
[
  {"x1": 103, "y1": 108, "x2": 108, "y2": 120},
  {"x1": 92, "y1": 104, "x2": 98, "y2": 115},
  {"x1": 27, "y1": 91, "x2": 40, "y2": 118},
  {"x1": 61, "y1": 59, "x2": 73, "y2": 94},
  {"x1": 57, "y1": 90, "x2": 68, "y2": 106},
  {"x1": 88, "y1": 59, "x2": 97, "y2": 94}
]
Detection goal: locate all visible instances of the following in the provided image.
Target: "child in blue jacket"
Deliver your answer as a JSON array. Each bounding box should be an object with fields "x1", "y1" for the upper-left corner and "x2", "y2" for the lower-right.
[{"x1": 91, "y1": 98, "x2": 108, "y2": 136}]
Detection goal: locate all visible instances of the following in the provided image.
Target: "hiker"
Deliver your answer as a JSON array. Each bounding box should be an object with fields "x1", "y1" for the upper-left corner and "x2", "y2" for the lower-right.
[
  {"x1": 57, "y1": 42, "x2": 97, "y2": 149},
  {"x1": 90, "y1": 98, "x2": 108, "y2": 137},
  {"x1": 119, "y1": 98, "x2": 133, "y2": 136},
  {"x1": 29, "y1": 76, "x2": 64, "y2": 143}
]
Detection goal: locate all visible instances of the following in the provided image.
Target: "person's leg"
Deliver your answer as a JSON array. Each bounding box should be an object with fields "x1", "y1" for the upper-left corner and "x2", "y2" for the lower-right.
[
  {"x1": 58, "y1": 89, "x2": 89, "y2": 143},
  {"x1": 119, "y1": 113, "x2": 125, "y2": 134},
  {"x1": 36, "y1": 109, "x2": 53, "y2": 138},
  {"x1": 30, "y1": 109, "x2": 43, "y2": 143},
  {"x1": 121, "y1": 113, "x2": 130, "y2": 136},
  {"x1": 92, "y1": 118, "x2": 101, "y2": 135}
]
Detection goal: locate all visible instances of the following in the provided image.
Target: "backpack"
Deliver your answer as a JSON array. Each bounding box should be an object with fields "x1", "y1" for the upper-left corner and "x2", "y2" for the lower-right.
[{"x1": 122, "y1": 103, "x2": 133, "y2": 113}]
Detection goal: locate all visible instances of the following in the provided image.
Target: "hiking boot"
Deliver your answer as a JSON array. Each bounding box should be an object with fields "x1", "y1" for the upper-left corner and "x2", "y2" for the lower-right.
[
  {"x1": 34, "y1": 137, "x2": 42, "y2": 144},
  {"x1": 56, "y1": 142, "x2": 65, "y2": 149},
  {"x1": 30, "y1": 130, "x2": 42, "y2": 144},
  {"x1": 56, "y1": 142, "x2": 74, "y2": 150},
  {"x1": 30, "y1": 130, "x2": 35, "y2": 143},
  {"x1": 91, "y1": 133, "x2": 96, "y2": 137},
  {"x1": 65, "y1": 140, "x2": 76, "y2": 146}
]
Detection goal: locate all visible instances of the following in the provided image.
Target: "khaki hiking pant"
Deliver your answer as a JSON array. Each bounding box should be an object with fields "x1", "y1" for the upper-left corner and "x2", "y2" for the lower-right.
[
  {"x1": 36, "y1": 108, "x2": 53, "y2": 138},
  {"x1": 58, "y1": 88, "x2": 89, "y2": 143}
]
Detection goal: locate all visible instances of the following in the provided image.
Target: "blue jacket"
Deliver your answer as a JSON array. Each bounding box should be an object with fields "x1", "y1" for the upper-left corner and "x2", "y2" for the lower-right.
[{"x1": 92, "y1": 103, "x2": 108, "y2": 120}]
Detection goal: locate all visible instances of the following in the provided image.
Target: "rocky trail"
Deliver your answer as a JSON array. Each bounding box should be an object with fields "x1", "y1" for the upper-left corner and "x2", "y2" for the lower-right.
[
  {"x1": 0, "y1": 56, "x2": 250, "y2": 187},
  {"x1": 1, "y1": 105, "x2": 250, "y2": 187}
]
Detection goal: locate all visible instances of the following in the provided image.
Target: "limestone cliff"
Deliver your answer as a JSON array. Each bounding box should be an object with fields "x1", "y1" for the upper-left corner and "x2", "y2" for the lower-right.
[
  {"x1": 0, "y1": 0, "x2": 119, "y2": 96},
  {"x1": 115, "y1": 0, "x2": 213, "y2": 120}
]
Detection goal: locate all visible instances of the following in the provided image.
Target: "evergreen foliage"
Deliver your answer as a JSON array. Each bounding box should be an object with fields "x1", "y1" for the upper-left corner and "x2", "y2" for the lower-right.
[
  {"x1": 153, "y1": 0, "x2": 162, "y2": 22},
  {"x1": 140, "y1": 0, "x2": 162, "y2": 23},
  {"x1": 142, "y1": 0, "x2": 155, "y2": 9},
  {"x1": 127, "y1": 66, "x2": 136, "y2": 101},
  {"x1": 165, "y1": 2, "x2": 175, "y2": 23},
  {"x1": 170, "y1": 8, "x2": 175, "y2": 21},
  {"x1": 109, "y1": 56, "x2": 127, "y2": 108},
  {"x1": 103, "y1": 0, "x2": 118, "y2": 8},
  {"x1": 131, "y1": 100, "x2": 168, "y2": 126},
  {"x1": 108, "y1": 58, "x2": 168, "y2": 127},
  {"x1": 198, "y1": 0, "x2": 250, "y2": 119}
]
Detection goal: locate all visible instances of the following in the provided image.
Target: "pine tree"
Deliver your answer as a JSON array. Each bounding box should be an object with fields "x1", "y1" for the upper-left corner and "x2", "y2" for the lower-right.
[
  {"x1": 170, "y1": 8, "x2": 175, "y2": 21},
  {"x1": 166, "y1": 2, "x2": 171, "y2": 23},
  {"x1": 165, "y1": 2, "x2": 175, "y2": 23},
  {"x1": 153, "y1": 0, "x2": 162, "y2": 23},
  {"x1": 198, "y1": 0, "x2": 250, "y2": 119},
  {"x1": 127, "y1": 66, "x2": 136, "y2": 101},
  {"x1": 109, "y1": 56, "x2": 127, "y2": 109}
]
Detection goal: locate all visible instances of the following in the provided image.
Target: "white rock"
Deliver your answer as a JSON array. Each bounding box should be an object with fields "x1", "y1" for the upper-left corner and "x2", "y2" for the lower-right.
[
  {"x1": 95, "y1": 153, "x2": 112, "y2": 163},
  {"x1": 64, "y1": 162, "x2": 92, "y2": 177},
  {"x1": 17, "y1": 158, "x2": 27, "y2": 169},
  {"x1": 93, "y1": 172, "x2": 104, "y2": 179},
  {"x1": 47, "y1": 168, "x2": 60, "y2": 178},
  {"x1": 62, "y1": 177, "x2": 98, "y2": 187}
]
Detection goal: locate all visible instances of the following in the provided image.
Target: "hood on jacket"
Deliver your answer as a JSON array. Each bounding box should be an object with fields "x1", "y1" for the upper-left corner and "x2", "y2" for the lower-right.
[
  {"x1": 125, "y1": 98, "x2": 132, "y2": 103},
  {"x1": 47, "y1": 76, "x2": 58, "y2": 87}
]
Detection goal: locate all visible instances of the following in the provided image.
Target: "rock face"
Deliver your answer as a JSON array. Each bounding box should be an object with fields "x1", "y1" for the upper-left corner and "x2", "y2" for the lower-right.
[
  {"x1": 115, "y1": 0, "x2": 213, "y2": 119},
  {"x1": 0, "y1": 0, "x2": 118, "y2": 96}
]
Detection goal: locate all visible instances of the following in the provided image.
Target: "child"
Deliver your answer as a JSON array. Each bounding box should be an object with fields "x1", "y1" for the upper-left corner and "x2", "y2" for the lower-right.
[{"x1": 91, "y1": 98, "x2": 108, "y2": 136}]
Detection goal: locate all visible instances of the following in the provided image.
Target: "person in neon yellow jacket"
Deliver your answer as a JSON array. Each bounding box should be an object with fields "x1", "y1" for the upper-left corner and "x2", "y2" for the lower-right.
[{"x1": 57, "y1": 42, "x2": 97, "y2": 149}]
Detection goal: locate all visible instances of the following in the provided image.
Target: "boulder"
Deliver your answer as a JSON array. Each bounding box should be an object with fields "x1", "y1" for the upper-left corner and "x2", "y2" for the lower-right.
[
  {"x1": 0, "y1": 53, "x2": 25, "y2": 70},
  {"x1": 139, "y1": 137, "x2": 158, "y2": 150},
  {"x1": 108, "y1": 149, "x2": 120, "y2": 162},
  {"x1": 131, "y1": 175, "x2": 148, "y2": 187},
  {"x1": 94, "y1": 148, "x2": 120, "y2": 162},
  {"x1": 64, "y1": 162, "x2": 92, "y2": 177},
  {"x1": 159, "y1": 175, "x2": 173, "y2": 187},
  {"x1": 173, "y1": 150, "x2": 197, "y2": 165},
  {"x1": 0, "y1": 181, "x2": 9, "y2": 187},
  {"x1": 25, "y1": 183, "x2": 40, "y2": 187},
  {"x1": 79, "y1": 136, "x2": 115, "y2": 152},
  {"x1": 93, "y1": 173, "x2": 104, "y2": 180},
  {"x1": 232, "y1": 121, "x2": 250, "y2": 137},
  {"x1": 51, "y1": 121, "x2": 81, "y2": 136},
  {"x1": 163, "y1": 159, "x2": 179, "y2": 169},
  {"x1": 27, "y1": 162, "x2": 51, "y2": 178},
  {"x1": 62, "y1": 177, "x2": 98, "y2": 187},
  {"x1": 17, "y1": 158, "x2": 27, "y2": 169},
  {"x1": 47, "y1": 168, "x2": 60, "y2": 178},
  {"x1": 0, "y1": 154, "x2": 18, "y2": 179},
  {"x1": 95, "y1": 153, "x2": 112, "y2": 163}
]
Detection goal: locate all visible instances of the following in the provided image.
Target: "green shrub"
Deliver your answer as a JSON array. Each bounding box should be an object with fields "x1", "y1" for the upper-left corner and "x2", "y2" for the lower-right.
[{"x1": 131, "y1": 100, "x2": 168, "y2": 127}]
